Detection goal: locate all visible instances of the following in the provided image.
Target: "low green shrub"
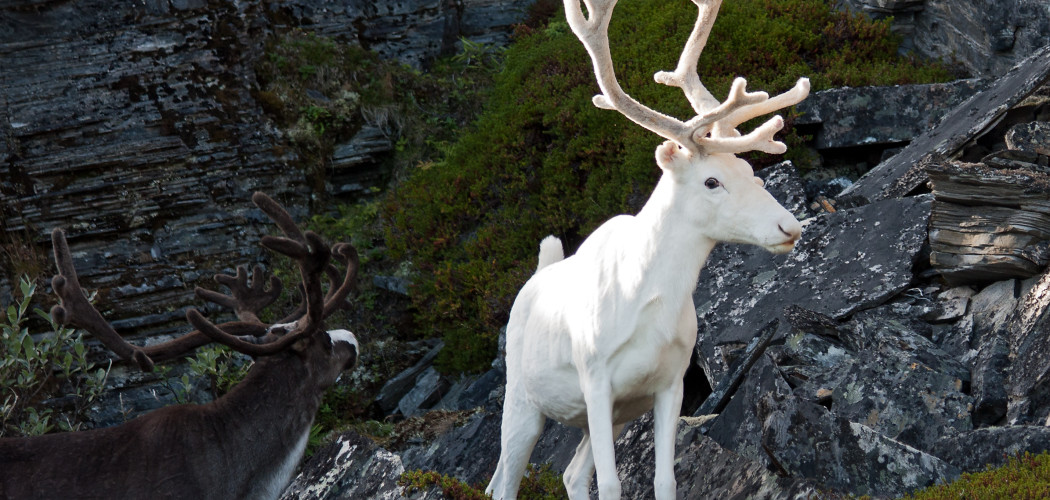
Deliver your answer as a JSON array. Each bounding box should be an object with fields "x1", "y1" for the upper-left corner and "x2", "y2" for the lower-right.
[
  {"x1": 382, "y1": 0, "x2": 957, "y2": 373},
  {"x1": 903, "y1": 452, "x2": 1050, "y2": 499},
  {"x1": 399, "y1": 463, "x2": 566, "y2": 500},
  {"x1": 0, "y1": 276, "x2": 109, "y2": 437}
]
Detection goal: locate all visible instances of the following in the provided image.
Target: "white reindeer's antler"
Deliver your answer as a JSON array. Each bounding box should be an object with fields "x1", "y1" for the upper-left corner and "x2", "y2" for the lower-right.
[{"x1": 564, "y1": 0, "x2": 810, "y2": 155}]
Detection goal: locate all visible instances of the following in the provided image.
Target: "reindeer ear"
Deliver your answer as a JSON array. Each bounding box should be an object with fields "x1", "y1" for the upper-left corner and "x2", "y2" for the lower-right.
[{"x1": 655, "y1": 140, "x2": 690, "y2": 171}]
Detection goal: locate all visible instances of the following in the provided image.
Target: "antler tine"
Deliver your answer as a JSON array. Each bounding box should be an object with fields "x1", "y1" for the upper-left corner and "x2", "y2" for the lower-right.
[
  {"x1": 195, "y1": 264, "x2": 282, "y2": 324},
  {"x1": 185, "y1": 309, "x2": 308, "y2": 356},
  {"x1": 252, "y1": 192, "x2": 305, "y2": 244},
  {"x1": 50, "y1": 229, "x2": 156, "y2": 372},
  {"x1": 322, "y1": 243, "x2": 359, "y2": 317},
  {"x1": 652, "y1": 0, "x2": 726, "y2": 116},
  {"x1": 564, "y1": 0, "x2": 698, "y2": 151},
  {"x1": 715, "y1": 77, "x2": 811, "y2": 136}
]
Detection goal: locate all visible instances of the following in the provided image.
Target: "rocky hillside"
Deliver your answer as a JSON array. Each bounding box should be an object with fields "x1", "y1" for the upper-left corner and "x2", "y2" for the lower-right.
[
  {"x1": 283, "y1": 47, "x2": 1050, "y2": 499},
  {"x1": 0, "y1": 0, "x2": 534, "y2": 421},
  {"x1": 3, "y1": 0, "x2": 1050, "y2": 497}
]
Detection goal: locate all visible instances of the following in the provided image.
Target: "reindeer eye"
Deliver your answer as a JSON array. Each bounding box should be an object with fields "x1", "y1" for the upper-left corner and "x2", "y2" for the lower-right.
[{"x1": 704, "y1": 178, "x2": 720, "y2": 190}]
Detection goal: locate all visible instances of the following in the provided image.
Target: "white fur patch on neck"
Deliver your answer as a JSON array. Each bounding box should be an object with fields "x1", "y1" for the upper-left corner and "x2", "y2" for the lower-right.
[{"x1": 327, "y1": 329, "x2": 359, "y2": 351}]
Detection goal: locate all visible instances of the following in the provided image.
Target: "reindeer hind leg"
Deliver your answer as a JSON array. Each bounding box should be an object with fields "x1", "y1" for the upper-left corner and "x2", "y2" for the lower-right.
[{"x1": 486, "y1": 384, "x2": 545, "y2": 500}]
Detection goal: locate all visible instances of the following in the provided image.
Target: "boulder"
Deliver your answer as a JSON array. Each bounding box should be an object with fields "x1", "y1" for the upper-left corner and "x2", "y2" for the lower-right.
[
  {"x1": 1005, "y1": 121, "x2": 1050, "y2": 156},
  {"x1": 613, "y1": 413, "x2": 820, "y2": 499}
]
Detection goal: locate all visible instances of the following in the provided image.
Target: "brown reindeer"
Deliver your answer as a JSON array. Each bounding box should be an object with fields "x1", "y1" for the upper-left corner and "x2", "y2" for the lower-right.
[{"x1": 0, "y1": 192, "x2": 360, "y2": 500}]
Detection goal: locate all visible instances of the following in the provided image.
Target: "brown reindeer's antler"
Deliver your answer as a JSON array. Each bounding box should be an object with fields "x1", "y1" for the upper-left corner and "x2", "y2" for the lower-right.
[
  {"x1": 563, "y1": 0, "x2": 809, "y2": 155},
  {"x1": 49, "y1": 192, "x2": 359, "y2": 371}
]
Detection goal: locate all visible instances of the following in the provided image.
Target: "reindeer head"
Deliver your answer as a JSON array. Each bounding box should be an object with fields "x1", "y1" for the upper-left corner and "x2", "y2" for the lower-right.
[{"x1": 564, "y1": 0, "x2": 807, "y2": 253}]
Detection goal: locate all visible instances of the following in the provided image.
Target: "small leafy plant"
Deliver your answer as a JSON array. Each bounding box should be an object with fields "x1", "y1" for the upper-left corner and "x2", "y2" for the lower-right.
[{"x1": 1, "y1": 276, "x2": 109, "y2": 437}]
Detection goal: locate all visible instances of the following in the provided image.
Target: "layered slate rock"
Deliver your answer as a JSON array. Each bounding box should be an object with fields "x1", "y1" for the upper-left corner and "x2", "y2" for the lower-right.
[
  {"x1": 927, "y1": 158, "x2": 1050, "y2": 285},
  {"x1": 837, "y1": 45, "x2": 1050, "y2": 206},
  {"x1": 0, "y1": 0, "x2": 533, "y2": 420},
  {"x1": 693, "y1": 195, "x2": 931, "y2": 383}
]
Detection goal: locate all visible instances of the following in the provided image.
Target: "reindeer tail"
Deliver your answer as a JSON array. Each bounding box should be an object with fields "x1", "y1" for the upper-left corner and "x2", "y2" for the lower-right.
[{"x1": 536, "y1": 235, "x2": 564, "y2": 272}]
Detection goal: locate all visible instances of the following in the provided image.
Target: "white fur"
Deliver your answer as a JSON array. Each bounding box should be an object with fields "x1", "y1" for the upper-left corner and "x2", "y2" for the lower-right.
[
  {"x1": 486, "y1": 142, "x2": 802, "y2": 500},
  {"x1": 257, "y1": 427, "x2": 311, "y2": 500},
  {"x1": 326, "y1": 329, "x2": 358, "y2": 351},
  {"x1": 536, "y1": 235, "x2": 565, "y2": 272}
]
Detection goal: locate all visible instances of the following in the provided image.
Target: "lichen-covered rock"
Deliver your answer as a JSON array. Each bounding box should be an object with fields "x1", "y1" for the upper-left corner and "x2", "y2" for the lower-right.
[
  {"x1": 613, "y1": 412, "x2": 820, "y2": 499},
  {"x1": 759, "y1": 394, "x2": 960, "y2": 498},
  {"x1": 794, "y1": 80, "x2": 986, "y2": 150},
  {"x1": 281, "y1": 431, "x2": 408, "y2": 500},
  {"x1": 694, "y1": 195, "x2": 931, "y2": 383},
  {"x1": 1005, "y1": 121, "x2": 1050, "y2": 156}
]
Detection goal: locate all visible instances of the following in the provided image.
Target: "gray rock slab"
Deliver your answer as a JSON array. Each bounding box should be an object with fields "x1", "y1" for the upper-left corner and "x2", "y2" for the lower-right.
[
  {"x1": 838, "y1": 45, "x2": 1050, "y2": 206},
  {"x1": 776, "y1": 305, "x2": 972, "y2": 453},
  {"x1": 375, "y1": 341, "x2": 443, "y2": 414},
  {"x1": 694, "y1": 195, "x2": 931, "y2": 383},
  {"x1": 795, "y1": 79, "x2": 986, "y2": 150},
  {"x1": 397, "y1": 367, "x2": 451, "y2": 417},
  {"x1": 1007, "y1": 268, "x2": 1050, "y2": 424}
]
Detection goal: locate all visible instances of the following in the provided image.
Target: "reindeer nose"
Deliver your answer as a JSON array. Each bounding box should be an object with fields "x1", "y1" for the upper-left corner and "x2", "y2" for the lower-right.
[{"x1": 778, "y1": 221, "x2": 802, "y2": 241}]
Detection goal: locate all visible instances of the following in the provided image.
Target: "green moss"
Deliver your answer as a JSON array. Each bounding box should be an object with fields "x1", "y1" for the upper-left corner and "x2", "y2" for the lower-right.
[
  {"x1": 382, "y1": 0, "x2": 956, "y2": 374},
  {"x1": 903, "y1": 452, "x2": 1050, "y2": 499}
]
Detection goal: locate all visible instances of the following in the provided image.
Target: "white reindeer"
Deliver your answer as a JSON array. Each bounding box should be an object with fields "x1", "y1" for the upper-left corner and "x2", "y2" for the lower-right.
[{"x1": 485, "y1": 1, "x2": 809, "y2": 499}]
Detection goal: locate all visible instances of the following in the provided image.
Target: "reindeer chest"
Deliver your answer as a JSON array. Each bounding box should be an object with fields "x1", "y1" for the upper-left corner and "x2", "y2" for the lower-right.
[{"x1": 606, "y1": 318, "x2": 693, "y2": 397}]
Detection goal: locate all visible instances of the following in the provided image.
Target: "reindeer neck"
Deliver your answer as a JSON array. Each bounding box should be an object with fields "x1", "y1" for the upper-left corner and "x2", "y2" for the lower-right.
[
  {"x1": 631, "y1": 174, "x2": 717, "y2": 298},
  {"x1": 210, "y1": 353, "x2": 324, "y2": 433}
]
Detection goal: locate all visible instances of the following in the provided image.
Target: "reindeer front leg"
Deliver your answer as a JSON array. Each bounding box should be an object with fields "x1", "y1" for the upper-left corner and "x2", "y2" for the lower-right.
[
  {"x1": 582, "y1": 374, "x2": 621, "y2": 500},
  {"x1": 653, "y1": 382, "x2": 683, "y2": 500}
]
